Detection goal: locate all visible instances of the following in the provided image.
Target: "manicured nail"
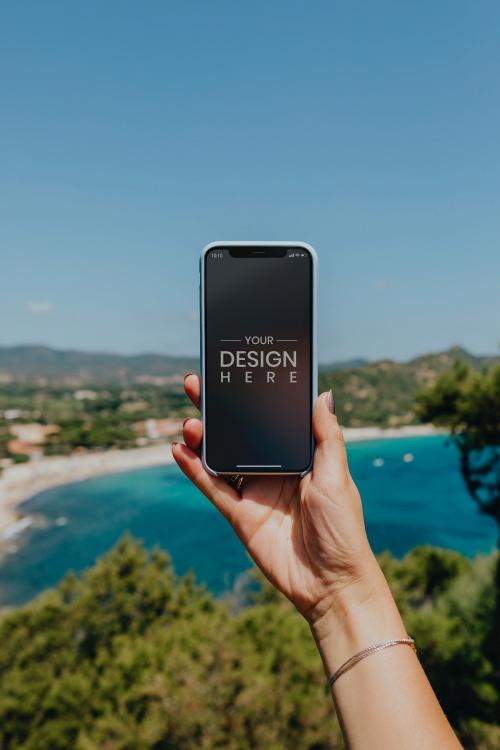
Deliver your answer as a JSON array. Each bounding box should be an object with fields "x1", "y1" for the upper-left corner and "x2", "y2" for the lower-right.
[{"x1": 328, "y1": 389, "x2": 336, "y2": 415}]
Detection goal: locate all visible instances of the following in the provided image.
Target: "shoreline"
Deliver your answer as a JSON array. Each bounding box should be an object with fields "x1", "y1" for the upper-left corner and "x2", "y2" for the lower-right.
[
  {"x1": 0, "y1": 424, "x2": 444, "y2": 536},
  {"x1": 0, "y1": 444, "x2": 175, "y2": 536},
  {"x1": 341, "y1": 424, "x2": 445, "y2": 442}
]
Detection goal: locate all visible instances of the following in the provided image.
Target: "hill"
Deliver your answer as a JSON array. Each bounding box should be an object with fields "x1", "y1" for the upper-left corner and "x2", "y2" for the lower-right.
[
  {"x1": 0, "y1": 346, "x2": 372, "y2": 382},
  {"x1": 0, "y1": 345, "x2": 198, "y2": 385},
  {"x1": 319, "y1": 346, "x2": 499, "y2": 427}
]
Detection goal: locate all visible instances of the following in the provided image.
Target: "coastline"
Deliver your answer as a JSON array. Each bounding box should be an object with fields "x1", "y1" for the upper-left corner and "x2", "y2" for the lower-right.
[
  {"x1": 0, "y1": 424, "x2": 444, "y2": 537},
  {"x1": 0, "y1": 444, "x2": 175, "y2": 536}
]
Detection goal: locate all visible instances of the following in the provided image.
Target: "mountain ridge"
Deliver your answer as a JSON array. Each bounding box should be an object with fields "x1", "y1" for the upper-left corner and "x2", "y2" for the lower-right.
[{"x1": 0, "y1": 343, "x2": 497, "y2": 386}]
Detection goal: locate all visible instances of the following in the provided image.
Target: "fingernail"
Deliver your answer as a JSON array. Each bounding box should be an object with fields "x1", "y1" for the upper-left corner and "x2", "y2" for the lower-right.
[
  {"x1": 183, "y1": 372, "x2": 192, "y2": 381},
  {"x1": 171, "y1": 441, "x2": 178, "y2": 447},
  {"x1": 328, "y1": 389, "x2": 336, "y2": 415},
  {"x1": 182, "y1": 417, "x2": 191, "y2": 428}
]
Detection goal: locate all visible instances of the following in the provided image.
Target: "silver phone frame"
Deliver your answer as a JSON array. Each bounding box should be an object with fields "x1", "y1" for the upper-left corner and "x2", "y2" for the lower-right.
[{"x1": 199, "y1": 241, "x2": 318, "y2": 477}]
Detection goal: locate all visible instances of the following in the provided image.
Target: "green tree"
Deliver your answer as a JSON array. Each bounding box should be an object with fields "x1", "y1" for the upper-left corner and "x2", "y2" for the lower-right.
[
  {"x1": 0, "y1": 419, "x2": 12, "y2": 465},
  {"x1": 416, "y1": 362, "x2": 500, "y2": 671},
  {"x1": 416, "y1": 363, "x2": 499, "y2": 528},
  {"x1": 0, "y1": 539, "x2": 498, "y2": 748}
]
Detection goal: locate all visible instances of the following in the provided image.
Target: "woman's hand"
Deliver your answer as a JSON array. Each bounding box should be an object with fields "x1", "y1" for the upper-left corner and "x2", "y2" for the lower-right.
[{"x1": 172, "y1": 375, "x2": 384, "y2": 626}]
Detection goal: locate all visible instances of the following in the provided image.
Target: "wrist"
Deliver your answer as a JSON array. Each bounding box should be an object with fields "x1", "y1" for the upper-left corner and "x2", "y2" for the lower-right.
[{"x1": 309, "y1": 556, "x2": 408, "y2": 680}]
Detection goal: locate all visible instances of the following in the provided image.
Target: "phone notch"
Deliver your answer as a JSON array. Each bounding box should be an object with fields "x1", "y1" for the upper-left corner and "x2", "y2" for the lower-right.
[{"x1": 228, "y1": 247, "x2": 287, "y2": 258}]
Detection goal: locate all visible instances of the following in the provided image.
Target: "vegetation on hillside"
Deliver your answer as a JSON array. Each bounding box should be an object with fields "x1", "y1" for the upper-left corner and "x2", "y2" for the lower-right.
[
  {"x1": 0, "y1": 383, "x2": 192, "y2": 459},
  {"x1": 319, "y1": 346, "x2": 499, "y2": 427},
  {"x1": 0, "y1": 537, "x2": 498, "y2": 750}
]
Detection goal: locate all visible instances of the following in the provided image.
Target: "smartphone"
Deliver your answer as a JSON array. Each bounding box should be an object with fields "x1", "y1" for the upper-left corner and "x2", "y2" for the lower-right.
[{"x1": 200, "y1": 242, "x2": 317, "y2": 476}]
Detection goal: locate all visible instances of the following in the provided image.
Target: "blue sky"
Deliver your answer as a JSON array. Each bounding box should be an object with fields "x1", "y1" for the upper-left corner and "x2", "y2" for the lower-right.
[{"x1": 1, "y1": 1, "x2": 499, "y2": 361}]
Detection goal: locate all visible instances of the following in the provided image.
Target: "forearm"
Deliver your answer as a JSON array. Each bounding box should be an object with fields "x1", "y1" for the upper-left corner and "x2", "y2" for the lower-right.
[{"x1": 310, "y1": 556, "x2": 463, "y2": 750}]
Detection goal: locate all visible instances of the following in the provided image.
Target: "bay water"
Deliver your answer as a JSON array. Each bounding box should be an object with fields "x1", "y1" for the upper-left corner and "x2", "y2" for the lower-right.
[{"x1": 0, "y1": 436, "x2": 496, "y2": 606}]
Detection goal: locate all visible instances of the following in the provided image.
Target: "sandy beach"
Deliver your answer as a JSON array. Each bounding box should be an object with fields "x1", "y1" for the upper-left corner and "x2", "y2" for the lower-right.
[
  {"x1": 341, "y1": 424, "x2": 444, "y2": 442},
  {"x1": 0, "y1": 424, "x2": 443, "y2": 537}
]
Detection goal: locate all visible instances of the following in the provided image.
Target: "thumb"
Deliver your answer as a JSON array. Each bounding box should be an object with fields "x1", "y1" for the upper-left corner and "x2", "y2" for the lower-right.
[{"x1": 312, "y1": 390, "x2": 349, "y2": 481}]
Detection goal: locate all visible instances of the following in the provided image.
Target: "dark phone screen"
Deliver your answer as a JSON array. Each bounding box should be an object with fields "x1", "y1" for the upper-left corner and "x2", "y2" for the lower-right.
[{"x1": 203, "y1": 246, "x2": 313, "y2": 473}]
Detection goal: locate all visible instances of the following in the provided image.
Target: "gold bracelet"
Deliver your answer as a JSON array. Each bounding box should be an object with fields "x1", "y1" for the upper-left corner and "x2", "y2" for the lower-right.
[{"x1": 328, "y1": 637, "x2": 416, "y2": 688}]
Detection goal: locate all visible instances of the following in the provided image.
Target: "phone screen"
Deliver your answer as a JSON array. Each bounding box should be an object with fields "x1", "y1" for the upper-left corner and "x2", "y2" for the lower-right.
[{"x1": 203, "y1": 246, "x2": 314, "y2": 474}]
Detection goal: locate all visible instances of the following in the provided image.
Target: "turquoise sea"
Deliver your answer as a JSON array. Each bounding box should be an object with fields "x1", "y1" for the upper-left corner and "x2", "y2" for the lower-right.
[{"x1": 0, "y1": 435, "x2": 496, "y2": 606}]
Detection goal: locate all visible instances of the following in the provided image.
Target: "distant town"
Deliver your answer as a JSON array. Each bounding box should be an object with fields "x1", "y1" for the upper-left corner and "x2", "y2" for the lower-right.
[{"x1": 0, "y1": 379, "x2": 191, "y2": 471}]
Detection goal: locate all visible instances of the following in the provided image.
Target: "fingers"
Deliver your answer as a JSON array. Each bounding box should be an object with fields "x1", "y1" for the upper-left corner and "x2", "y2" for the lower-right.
[
  {"x1": 171, "y1": 441, "x2": 239, "y2": 522},
  {"x1": 313, "y1": 391, "x2": 345, "y2": 445},
  {"x1": 184, "y1": 372, "x2": 201, "y2": 409},
  {"x1": 183, "y1": 417, "x2": 202, "y2": 453},
  {"x1": 312, "y1": 391, "x2": 349, "y2": 481}
]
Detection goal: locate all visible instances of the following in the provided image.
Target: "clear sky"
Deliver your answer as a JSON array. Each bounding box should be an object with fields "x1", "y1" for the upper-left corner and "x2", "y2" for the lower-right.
[{"x1": 1, "y1": 1, "x2": 499, "y2": 362}]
